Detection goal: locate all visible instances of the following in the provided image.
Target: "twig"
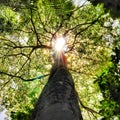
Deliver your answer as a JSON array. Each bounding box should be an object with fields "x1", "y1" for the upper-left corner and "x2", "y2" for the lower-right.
[
  {"x1": 30, "y1": 8, "x2": 42, "y2": 45},
  {"x1": 76, "y1": 92, "x2": 101, "y2": 115}
]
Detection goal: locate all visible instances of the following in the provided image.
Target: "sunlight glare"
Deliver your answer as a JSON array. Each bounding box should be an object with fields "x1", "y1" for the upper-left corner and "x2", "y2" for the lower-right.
[{"x1": 55, "y1": 37, "x2": 65, "y2": 51}]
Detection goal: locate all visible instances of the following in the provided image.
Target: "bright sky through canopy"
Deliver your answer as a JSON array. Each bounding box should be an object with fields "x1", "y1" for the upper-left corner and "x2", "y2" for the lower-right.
[{"x1": 55, "y1": 37, "x2": 65, "y2": 51}]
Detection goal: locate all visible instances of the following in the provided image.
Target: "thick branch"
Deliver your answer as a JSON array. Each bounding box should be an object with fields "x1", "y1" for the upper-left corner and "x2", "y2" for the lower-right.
[
  {"x1": 0, "y1": 71, "x2": 25, "y2": 81},
  {"x1": 66, "y1": 14, "x2": 104, "y2": 52},
  {"x1": 12, "y1": 44, "x2": 52, "y2": 49},
  {"x1": 0, "y1": 71, "x2": 49, "y2": 83},
  {"x1": 64, "y1": 13, "x2": 103, "y2": 36}
]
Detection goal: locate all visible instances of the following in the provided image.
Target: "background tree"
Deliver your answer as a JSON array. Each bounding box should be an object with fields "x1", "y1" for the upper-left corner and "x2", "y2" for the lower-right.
[
  {"x1": 94, "y1": 47, "x2": 120, "y2": 119},
  {"x1": 0, "y1": 0, "x2": 120, "y2": 119},
  {"x1": 89, "y1": 0, "x2": 120, "y2": 17}
]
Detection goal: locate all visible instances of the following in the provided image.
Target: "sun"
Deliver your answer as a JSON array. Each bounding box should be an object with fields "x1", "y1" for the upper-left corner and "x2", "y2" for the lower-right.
[{"x1": 55, "y1": 37, "x2": 65, "y2": 52}]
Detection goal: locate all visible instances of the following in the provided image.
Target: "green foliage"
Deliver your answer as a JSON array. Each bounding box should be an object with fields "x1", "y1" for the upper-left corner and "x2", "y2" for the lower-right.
[
  {"x1": 0, "y1": 0, "x2": 120, "y2": 120},
  {"x1": 0, "y1": 5, "x2": 20, "y2": 33},
  {"x1": 94, "y1": 47, "x2": 120, "y2": 119},
  {"x1": 47, "y1": 0, "x2": 75, "y2": 18},
  {"x1": 11, "y1": 110, "x2": 32, "y2": 120}
]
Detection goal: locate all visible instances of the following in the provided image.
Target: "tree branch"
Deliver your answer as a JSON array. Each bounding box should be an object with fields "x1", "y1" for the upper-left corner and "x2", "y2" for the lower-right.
[
  {"x1": 0, "y1": 71, "x2": 49, "y2": 83},
  {"x1": 0, "y1": 71, "x2": 25, "y2": 81},
  {"x1": 30, "y1": 8, "x2": 42, "y2": 45},
  {"x1": 12, "y1": 45, "x2": 52, "y2": 49},
  {"x1": 76, "y1": 92, "x2": 101, "y2": 115}
]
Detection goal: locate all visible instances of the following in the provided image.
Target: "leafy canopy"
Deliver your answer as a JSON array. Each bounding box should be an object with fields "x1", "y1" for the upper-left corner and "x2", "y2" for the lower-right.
[{"x1": 0, "y1": 0, "x2": 120, "y2": 119}]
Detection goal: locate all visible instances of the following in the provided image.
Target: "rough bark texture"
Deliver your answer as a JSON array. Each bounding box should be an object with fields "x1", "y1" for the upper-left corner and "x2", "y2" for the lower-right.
[{"x1": 30, "y1": 54, "x2": 83, "y2": 120}]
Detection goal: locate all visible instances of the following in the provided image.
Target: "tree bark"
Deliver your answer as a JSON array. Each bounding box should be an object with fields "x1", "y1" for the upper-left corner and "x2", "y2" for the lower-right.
[{"x1": 30, "y1": 62, "x2": 83, "y2": 120}]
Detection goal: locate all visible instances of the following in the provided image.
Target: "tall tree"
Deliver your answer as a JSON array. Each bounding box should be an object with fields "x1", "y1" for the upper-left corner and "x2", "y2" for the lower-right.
[
  {"x1": 30, "y1": 49, "x2": 83, "y2": 120},
  {"x1": 0, "y1": 0, "x2": 120, "y2": 119}
]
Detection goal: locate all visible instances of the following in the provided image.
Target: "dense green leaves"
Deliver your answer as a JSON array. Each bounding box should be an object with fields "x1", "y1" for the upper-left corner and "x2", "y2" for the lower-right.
[
  {"x1": 0, "y1": 0, "x2": 120, "y2": 120},
  {"x1": 94, "y1": 47, "x2": 120, "y2": 119}
]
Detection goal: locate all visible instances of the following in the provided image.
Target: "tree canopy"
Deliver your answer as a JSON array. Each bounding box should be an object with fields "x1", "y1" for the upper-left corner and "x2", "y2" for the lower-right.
[{"x1": 0, "y1": 0, "x2": 120, "y2": 120}]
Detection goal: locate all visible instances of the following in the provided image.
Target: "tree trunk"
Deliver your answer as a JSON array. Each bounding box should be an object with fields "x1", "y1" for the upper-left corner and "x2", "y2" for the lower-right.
[{"x1": 30, "y1": 53, "x2": 83, "y2": 120}]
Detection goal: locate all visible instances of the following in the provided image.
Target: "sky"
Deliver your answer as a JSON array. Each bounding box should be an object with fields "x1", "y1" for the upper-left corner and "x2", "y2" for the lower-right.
[
  {"x1": 0, "y1": 109, "x2": 11, "y2": 120},
  {"x1": 73, "y1": 0, "x2": 90, "y2": 6}
]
